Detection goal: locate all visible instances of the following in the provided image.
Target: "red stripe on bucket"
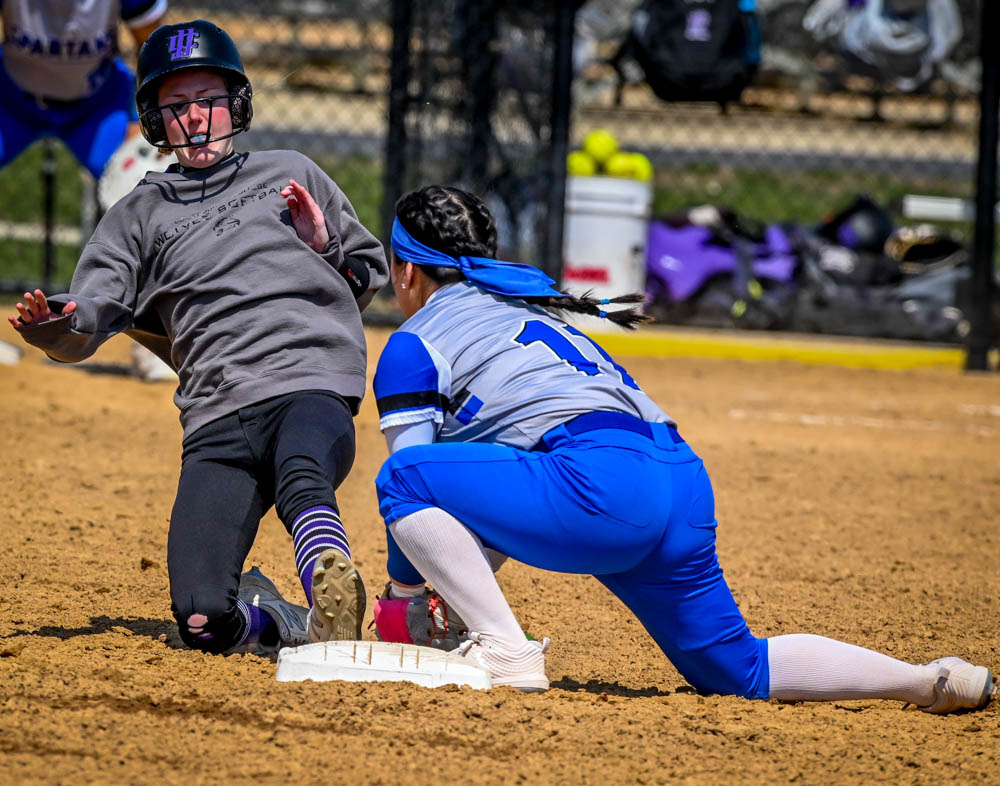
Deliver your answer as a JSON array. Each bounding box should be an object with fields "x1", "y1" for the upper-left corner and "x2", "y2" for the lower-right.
[{"x1": 562, "y1": 265, "x2": 610, "y2": 283}]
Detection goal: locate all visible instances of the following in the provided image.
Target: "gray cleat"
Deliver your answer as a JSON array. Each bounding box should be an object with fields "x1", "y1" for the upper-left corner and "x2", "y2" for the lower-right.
[{"x1": 238, "y1": 566, "x2": 310, "y2": 650}]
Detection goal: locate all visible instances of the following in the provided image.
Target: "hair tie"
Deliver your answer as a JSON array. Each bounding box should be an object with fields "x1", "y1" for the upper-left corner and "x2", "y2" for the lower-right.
[
  {"x1": 599, "y1": 310, "x2": 608, "y2": 319},
  {"x1": 599, "y1": 298, "x2": 610, "y2": 305}
]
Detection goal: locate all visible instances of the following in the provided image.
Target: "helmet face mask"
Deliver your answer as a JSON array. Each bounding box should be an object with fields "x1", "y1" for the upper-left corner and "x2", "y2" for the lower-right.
[
  {"x1": 136, "y1": 20, "x2": 253, "y2": 150},
  {"x1": 143, "y1": 91, "x2": 240, "y2": 151}
]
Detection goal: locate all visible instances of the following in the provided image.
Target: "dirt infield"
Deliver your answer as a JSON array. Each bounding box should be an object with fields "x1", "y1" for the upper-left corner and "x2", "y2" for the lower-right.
[{"x1": 2, "y1": 328, "x2": 998, "y2": 784}]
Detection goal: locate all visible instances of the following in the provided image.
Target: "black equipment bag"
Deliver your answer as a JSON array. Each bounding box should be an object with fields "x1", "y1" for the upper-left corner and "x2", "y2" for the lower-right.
[{"x1": 619, "y1": 0, "x2": 761, "y2": 104}]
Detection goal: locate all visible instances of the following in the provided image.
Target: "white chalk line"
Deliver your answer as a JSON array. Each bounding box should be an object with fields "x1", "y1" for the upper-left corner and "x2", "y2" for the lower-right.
[
  {"x1": 959, "y1": 404, "x2": 1000, "y2": 418},
  {"x1": 728, "y1": 408, "x2": 996, "y2": 438}
]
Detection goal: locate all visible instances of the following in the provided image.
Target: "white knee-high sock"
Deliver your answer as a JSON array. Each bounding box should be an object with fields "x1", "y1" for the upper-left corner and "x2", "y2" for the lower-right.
[
  {"x1": 389, "y1": 508, "x2": 527, "y2": 651},
  {"x1": 768, "y1": 634, "x2": 938, "y2": 704}
]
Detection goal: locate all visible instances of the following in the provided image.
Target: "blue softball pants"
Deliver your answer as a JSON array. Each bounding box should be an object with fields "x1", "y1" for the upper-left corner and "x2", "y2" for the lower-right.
[
  {"x1": 375, "y1": 414, "x2": 769, "y2": 699},
  {"x1": 0, "y1": 52, "x2": 138, "y2": 178}
]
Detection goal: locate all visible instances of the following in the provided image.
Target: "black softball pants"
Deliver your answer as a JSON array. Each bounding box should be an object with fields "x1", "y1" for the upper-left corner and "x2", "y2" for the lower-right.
[{"x1": 167, "y1": 390, "x2": 356, "y2": 653}]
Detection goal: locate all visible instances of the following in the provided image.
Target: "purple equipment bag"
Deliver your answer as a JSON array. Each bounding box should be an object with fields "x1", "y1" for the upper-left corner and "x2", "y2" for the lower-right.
[{"x1": 645, "y1": 220, "x2": 798, "y2": 304}]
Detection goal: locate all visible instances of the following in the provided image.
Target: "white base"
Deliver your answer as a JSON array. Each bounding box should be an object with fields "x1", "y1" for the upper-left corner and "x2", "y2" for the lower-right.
[
  {"x1": 131, "y1": 344, "x2": 178, "y2": 382},
  {"x1": 275, "y1": 640, "x2": 493, "y2": 690},
  {"x1": 0, "y1": 340, "x2": 23, "y2": 366}
]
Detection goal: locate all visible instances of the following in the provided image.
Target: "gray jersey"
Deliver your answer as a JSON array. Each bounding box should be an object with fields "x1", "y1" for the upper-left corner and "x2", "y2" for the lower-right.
[
  {"x1": 2, "y1": 0, "x2": 165, "y2": 101},
  {"x1": 19, "y1": 149, "x2": 388, "y2": 436},
  {"x1": 373, "y1": 281, "x2": 673, "y2": 451}
]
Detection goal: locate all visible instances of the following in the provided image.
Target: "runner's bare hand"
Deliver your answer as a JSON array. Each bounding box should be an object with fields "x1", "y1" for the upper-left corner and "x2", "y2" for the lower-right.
[
  {"x1": 8, "y1": 289, "x2": 76, "y2": 330},
  {"x1": 281, "y1": 179, "x2": 330, "y2": 253}
]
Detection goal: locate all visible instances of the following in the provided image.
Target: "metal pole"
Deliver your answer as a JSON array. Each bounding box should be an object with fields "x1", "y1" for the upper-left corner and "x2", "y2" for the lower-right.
[
  {"x1": 542, "y1": 0, "x2": 576, "y2": 282},
  {"x1": 42, "y1": 139, "x2": 57, "y2": 290},
  {"x1": 966, "y1": 0, "x2": 999, "y2": 371},
  {"x1": 381, "y1": 0, "x2": 412, "y2": 251},
  {"x1": 460, "y1": 0, "x2": 497, "y2": 192}
]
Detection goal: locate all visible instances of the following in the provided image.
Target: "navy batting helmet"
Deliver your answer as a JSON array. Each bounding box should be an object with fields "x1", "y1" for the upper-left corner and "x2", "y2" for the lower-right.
[{"x1": 136, "y1": 20, "x2": 253, "y2": 148}]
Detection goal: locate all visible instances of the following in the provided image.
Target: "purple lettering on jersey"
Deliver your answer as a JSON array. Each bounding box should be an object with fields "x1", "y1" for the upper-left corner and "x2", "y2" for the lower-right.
[
  {"x1": 168, "y1": 28, "x2": 200, "y2": 60},
  {"x1": 685, "y1": 10, "x2": 712, "y2": 42},
  {"x1": 8, "y1": 22, "x2": 116, "y2": 61}
]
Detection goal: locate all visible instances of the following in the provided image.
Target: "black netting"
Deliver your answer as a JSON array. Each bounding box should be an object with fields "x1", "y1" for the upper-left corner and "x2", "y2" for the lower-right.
[{"x1": 0, "y1": 0, "x2": 990, "y2": 344}]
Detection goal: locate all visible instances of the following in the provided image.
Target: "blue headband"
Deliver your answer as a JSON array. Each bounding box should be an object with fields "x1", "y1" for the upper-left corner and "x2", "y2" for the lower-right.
[{"x1": 391, "y1": 218, "x2": 567, "y2": 300}]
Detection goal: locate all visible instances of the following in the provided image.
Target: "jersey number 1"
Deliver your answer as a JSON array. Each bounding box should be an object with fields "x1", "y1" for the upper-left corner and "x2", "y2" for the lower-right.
[{"x1": 514, "y1": 320, "x2": 639, "y2": 390}]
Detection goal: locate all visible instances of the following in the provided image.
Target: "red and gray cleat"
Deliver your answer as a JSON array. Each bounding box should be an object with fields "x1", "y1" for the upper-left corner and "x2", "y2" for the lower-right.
[
  {"x1": 372, "y1": 584, "x2": 469, "y2": 651},
  {"x1": 918, "y1": 657, "x2": 996, "y2": 714}
]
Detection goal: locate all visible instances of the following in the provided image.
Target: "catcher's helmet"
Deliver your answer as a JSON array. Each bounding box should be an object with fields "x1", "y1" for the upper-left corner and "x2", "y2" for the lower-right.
[{"x1": 136, "y1": 20, "x2": 253, "y2": 149}]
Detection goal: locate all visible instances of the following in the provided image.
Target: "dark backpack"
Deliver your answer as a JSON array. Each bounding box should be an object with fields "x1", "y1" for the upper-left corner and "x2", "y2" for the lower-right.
[{"x1": 614, "y1": 0, "x2": 761, "y2": 104}]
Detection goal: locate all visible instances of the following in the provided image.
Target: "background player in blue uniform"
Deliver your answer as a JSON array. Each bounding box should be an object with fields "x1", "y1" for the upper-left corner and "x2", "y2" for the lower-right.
[
  {"x1": 1, "y1": 0, "x2": 173, "y2": 379},
  {"x1": 370, "y1": 184, "x2": 995, "y2": 712},
  {"x1": 0, "y1": 0, "x2": 167, "y2": 178}
]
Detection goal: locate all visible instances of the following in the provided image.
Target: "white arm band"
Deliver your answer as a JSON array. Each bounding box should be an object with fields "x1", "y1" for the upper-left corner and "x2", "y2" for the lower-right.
[{"x1": 384, "y1": 420, "x2": 437, "y2": 454}]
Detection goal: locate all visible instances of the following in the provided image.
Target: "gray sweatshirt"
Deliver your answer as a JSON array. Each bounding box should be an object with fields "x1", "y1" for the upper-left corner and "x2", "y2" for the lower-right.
[{"x1": 21, "y1": 149, "x2": 388, "y2": 436}]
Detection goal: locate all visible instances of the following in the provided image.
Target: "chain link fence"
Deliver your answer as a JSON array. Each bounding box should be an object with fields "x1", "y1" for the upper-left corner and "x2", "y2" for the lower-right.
[
  {"x1": 575, "y1": 0, "x2": 980, "y2": 219},
  {"x1": 0, "y1": 0, "x2": 989, "y2": 342}
]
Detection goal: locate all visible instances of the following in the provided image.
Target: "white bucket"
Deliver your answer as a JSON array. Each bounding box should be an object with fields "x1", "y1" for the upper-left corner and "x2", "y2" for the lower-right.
[{"x1": 561, "y1": 175, "x2": 652, "y2": 301}]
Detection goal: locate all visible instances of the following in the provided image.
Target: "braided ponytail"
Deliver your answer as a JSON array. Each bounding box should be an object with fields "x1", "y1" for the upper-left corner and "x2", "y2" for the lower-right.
[
  {"x1": 395, "y1": 185, "x2": 650, "y2": 329},
  {"x1": 522, "y1": 291, "x2": 650, "y2": 330}
]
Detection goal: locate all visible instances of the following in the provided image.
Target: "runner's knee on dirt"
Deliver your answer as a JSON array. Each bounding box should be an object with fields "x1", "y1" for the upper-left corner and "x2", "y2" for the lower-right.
[{"x1": 171, "y1": 586, "x2": 245, "y2": 654}]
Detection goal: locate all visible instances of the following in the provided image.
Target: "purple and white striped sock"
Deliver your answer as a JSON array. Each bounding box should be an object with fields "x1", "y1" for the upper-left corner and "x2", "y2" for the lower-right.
[
  {"x1": 292, "y1": 505, "x2": 351, "y2": 605},
  {"x1": 235, "y1": 598, "x2": 276, "y2": 648}
]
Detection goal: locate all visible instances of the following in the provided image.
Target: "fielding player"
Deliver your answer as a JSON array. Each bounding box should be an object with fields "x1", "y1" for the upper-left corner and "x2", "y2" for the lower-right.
[
  {"x1": 370, "y1": 184, "x2": 995, "y2": 712},
  {"x1": 8, "y1": 20, "x2": 387, "y2": 656}
]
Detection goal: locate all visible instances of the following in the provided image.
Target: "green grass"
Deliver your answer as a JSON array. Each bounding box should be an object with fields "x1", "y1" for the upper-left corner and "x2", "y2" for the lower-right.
[
  {"x1": 0, "y1": 140, "x2": 86, "y2": 225},
  {"x1": 650, "y1": 163, "x2": 974, "y2": 232},
  {"x1": 0, "y1": 140, "x2": 91, "y2": 289},
  {"x1": 0, "y1": 144, "x2": 984, "y2": 291},
  {"x1": 0, "y1": 240, "x2": 81, "y2": 288},
  {"x1": 317, "y1": 155, "x2": 385, "y2": 238}
]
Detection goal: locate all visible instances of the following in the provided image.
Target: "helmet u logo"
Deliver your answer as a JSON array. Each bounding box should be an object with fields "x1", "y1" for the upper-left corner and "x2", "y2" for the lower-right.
[{"x1": 168, "y1": 29, "x2": 200, "y2": 60}]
